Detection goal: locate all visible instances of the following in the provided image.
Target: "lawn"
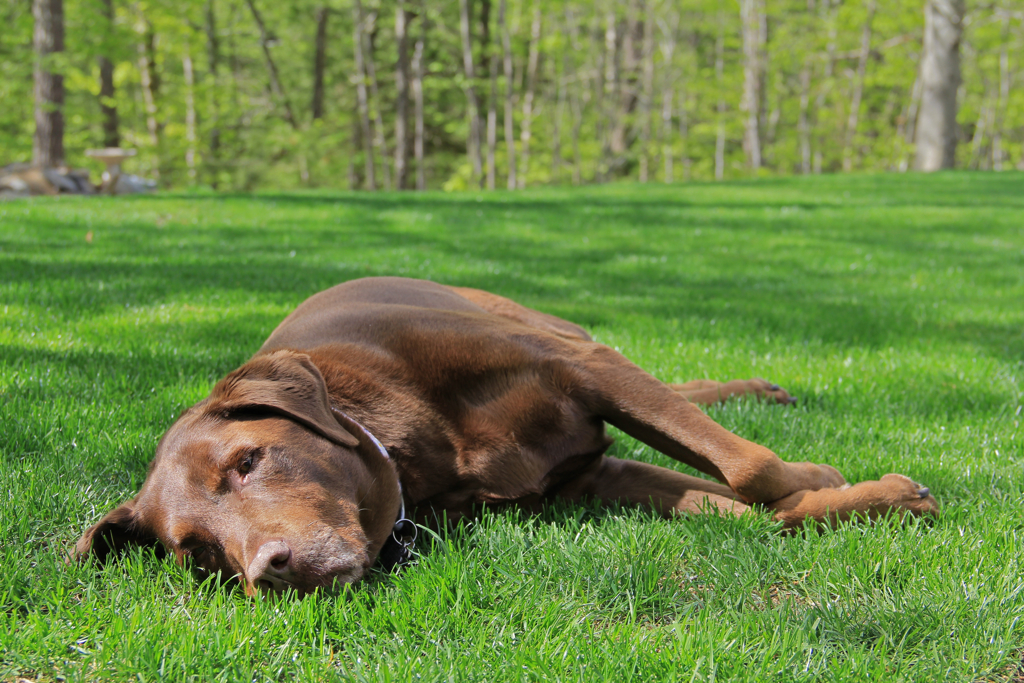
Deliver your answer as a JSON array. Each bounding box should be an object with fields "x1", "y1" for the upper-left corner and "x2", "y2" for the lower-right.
[{"x1": 1, "y1": 172, "x2": 1022, "y2": 682}]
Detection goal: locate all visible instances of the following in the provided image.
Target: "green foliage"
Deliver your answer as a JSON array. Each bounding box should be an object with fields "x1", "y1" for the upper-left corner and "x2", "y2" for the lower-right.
[
  {"x1": 1, "y1": 173, "x2": 1023, "y2": 680},
  {"x1": 2, "y1": 0, "x2": 1024, "y2": 189}
]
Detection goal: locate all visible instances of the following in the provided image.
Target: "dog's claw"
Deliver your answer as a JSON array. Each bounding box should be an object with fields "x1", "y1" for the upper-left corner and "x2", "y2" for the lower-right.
[
  {"x1": 768, "y1": 383, "x2": 781, "y2": 391},
  {"x1": 918, "y1": 487, "x2": 930, "y2": 499},
  {"x1": 786, "y1": 396, "x2": 798, "y2": 405}
]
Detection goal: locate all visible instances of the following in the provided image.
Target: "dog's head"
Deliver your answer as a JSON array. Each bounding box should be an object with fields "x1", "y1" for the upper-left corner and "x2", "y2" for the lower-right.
[{"x1": 75, "y1": 350, "x2": 402, "y2": 596}]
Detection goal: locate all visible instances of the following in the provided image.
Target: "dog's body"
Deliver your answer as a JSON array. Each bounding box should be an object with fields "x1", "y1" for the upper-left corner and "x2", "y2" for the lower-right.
[{"x1": 77, "y1": 277, "x2": 937, "y2": 595}]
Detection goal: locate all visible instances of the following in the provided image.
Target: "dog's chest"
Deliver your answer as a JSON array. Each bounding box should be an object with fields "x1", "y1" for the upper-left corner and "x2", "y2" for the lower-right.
[{"x1": 388, "y1": 379, "x2": 613, "y2": 515}]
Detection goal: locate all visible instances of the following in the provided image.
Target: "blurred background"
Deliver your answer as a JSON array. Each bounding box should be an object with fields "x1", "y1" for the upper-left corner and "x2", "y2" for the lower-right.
[{"x1": 1, "y1": 0, "x2": 1019, "y2": 192}]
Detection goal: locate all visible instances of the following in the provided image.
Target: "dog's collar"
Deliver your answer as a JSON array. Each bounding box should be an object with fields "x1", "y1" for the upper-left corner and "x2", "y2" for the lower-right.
[{"x1": 331, "y1": 408, "x2": 416, "y2": 572}]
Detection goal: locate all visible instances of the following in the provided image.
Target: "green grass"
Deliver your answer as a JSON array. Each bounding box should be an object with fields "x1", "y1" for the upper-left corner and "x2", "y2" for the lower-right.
[{"x1": 1, "y1": 172, "x2": 1022, "y2": 682}]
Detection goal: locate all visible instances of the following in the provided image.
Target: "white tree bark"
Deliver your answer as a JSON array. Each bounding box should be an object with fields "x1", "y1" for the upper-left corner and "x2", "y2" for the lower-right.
[
  {"x1": 499, "y1": 0, "x2": 516, "y2": 189},
  {"x1": 183, "y1": 51, "x2": 197, "y2": 184},
  {"x1": 459, "y1": 0, "x2": 483, "y2": 187},
  {"x1": 739, "y1": 0, "x2": 762, "y2": 171},
  {"x1": 797, "y1": 59, "x2": 812, "y2": 174},
  {"x1": 992, "y1": 8, "x2": 1010, "y2": 171},
  {"x1": 915, "y1": 0, "x2": 965, "y2": 171},
  {"x1": 714, "y1": 10, "x2": 726, "y2": 181},
  {"x1": 518, "y1": 2, "x2": 542, "y2": 189},
  {"x1": 412, "y1": 0, "x2": 426, "y2": 190},
  {"x1": 638, "y1": 6, "x2": 654, "y2": 183},
  {"x1": 656, "y1": 14, "x2": 677, "y2": 183}
]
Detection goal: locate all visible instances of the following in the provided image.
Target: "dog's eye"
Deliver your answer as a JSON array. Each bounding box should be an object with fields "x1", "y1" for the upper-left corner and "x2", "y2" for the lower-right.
[{"x1": 239, "y1": 456, "x2": 254, "y2": 475}]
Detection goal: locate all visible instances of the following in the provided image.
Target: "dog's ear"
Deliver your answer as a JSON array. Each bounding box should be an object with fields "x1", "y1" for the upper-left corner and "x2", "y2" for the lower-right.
[
  {"x1": 209, "y1": 350, "x2": 359, "y2": 448},
  {"x1": 75, "y1": 499, "x2": 160, "y2": 563}
]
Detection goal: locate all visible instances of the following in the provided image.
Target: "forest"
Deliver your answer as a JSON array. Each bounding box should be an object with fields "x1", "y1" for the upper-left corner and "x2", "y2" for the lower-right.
[{"x1": 2, "y1": 0, "x2": 1022, "y2": 191}]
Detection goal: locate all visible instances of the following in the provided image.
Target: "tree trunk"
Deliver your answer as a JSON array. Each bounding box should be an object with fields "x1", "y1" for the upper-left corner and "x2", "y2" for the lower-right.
[
  {"x1": 33, "y1": 0, "x2": 64, "y2": 167},
  {"x1": 714, "y1": 10, "x2": 725, "y2": 181},
  {"x1": 599, "y1": 10, "x2": 618, "y2": 180},
  {"x1": 204, "y1": 0, "x2": 221, "y2": 187},
  {"x1": 486, "y1": 51, "x2": 498, "y2": 189},
  {"x1": 412, "y1": 0, "x2": 426, "y2": 191},
  {"x1": 183, "y1": 50, "x2": 197, "y2": 184},
  {"x1": 98, "y1": 0, "x2": 118, "y2": 149},
  {"x1": 352, "y1": 0, "x2": 376, "y2": 190},
  {"x1": 797, "y1": 58, "x2": 812, "y2": 174},
  {"x1": 517, "y1": 2, "x2": 541, "y2": 189},
  {"x1": 992, "y1": 9, "x2": 1010, "y2": 171},
  {"x1": 570, "y1": 82, "x2": 583, "y2": 185},
  {"x1": 608, "y1": 1, "x2": 639, "y2": 164},
  {"x1": 915, "y1": 0, "x2": 965, "y2": 172},
  {"x1": 660, "y1": 89, "x2": 673, "y2": 183},
  {"x1": 499, "y1": 0, "x2": 516, "y2": 189},
  {"x1": 311, "y1": 6, "x2": 328, "y2": 121},
  {"x1": 896, "y1": 70, "x2": 923, "y2": 172},
  {"x1": 968, "y1": 91, "x2": 994, "y2": 169},
  {"x1": 656, "y1": 15, "x2": 677, "y2": 183},
  {"x1": 813, "y1": 0, "x2": 838, "y2": 174},
  {"x1": 638, "y1": 5, "x2": 653, "y2": 182},
  {"x1": 137, "y1": 18, "x2": 161, "y2": 178},
  {"x1": 364, "y1": 10, "x2": 392, "y2": 189},
  {"x1": 349, "y1": 104, "x2": 362, "y2": 189},
  {"x1": 842, "y1": 0, "x2": 876, "y2": 172},
  {"x1": 552, "y1": 67, "x2": 565, "y2": 182},
  {"x1": 482, "y1": 0, "x2": 496, "y2": 190},
  {"x1": 244, "y1": 0, "x2": 298, "y2": 130},
  {"x1": 565, "y1": 8, "x2": 584, "y2": 186},
  {"x1": 479, "y1": 0, "x2": 491, "y2": 76},
  {"x1": 740, "y1": 0, "x2": 762, "y2": 171},
  {"x1": 679, "y1": 88, "x2": 691, "y2": 181},
  {"x1": 459, "y1": 0, "x2": 483, "y2": 187},
  {"x1": 394, "y1": 3, "x2": 411, "y2": 189}
]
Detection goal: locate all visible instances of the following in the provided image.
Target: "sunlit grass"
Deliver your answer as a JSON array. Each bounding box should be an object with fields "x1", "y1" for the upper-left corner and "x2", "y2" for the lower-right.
[{"x1": 1, "y1": 172, "x2": 1022, "y2": 682}]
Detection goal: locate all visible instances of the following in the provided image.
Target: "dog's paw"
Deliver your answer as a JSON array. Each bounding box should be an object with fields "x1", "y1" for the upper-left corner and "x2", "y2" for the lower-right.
[
  {"x1": 746, "y1": 378, "x2": 797, "y2": 405},
  {"x1": 818, "y1": 463, "x2": 847, "y2": 489},
  {"x1": 767, "y1": 473, "x2": 938, "y2": 528},
  {"x1": 878, "y1": 473, "x2": 940, "y2": 517}
]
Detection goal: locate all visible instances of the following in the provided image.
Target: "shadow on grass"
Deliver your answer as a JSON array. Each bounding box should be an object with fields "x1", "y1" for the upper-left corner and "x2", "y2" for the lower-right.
[{"x1": 2, "y1": 248, "x2": 1020, "y2": 362}]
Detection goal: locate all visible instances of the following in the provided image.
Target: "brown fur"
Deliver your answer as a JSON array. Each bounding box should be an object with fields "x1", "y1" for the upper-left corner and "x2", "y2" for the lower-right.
[{"x1": 76, "y1": 277, "x2": 938, "y2": 595}]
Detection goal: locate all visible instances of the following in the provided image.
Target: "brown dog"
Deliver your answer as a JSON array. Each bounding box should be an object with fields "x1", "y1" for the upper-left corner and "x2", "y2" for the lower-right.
[{"x1": 76, "y1": 277, "x2": 938, "y2": 595}]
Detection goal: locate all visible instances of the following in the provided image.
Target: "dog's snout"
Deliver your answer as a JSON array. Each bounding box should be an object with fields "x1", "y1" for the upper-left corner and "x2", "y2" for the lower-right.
[{"x1": 247, "y1": 540, "x2": 294, "y2": 592}]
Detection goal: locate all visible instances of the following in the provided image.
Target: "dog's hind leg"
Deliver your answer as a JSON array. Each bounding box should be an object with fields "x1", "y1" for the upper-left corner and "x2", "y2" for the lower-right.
[
  {"x1": 573, "y1": 343, "x2": 937, "y2": 524},
  {"x1": 576, "y1": 343, "x2": 843, "y2": 505},
  {"x1": 554, "y1": 456, "x2": 751, "y2": 518},
  {"x1": 765, "y1": 475, "x2": 938, "y2": 528},
  {"x1": 554, "y1": 458, "x2": 938, "y2": 527},
  {"x1": 668, "y1": 379, "x2": 797, "y2": 406}
]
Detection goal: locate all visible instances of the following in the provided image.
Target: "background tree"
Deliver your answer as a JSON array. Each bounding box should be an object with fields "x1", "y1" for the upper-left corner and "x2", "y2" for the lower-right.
[
  {"x1": 32, "y1": 0, "x2": 65, "y2": 167},
  {"x1": 916, "y1": 0, "x2": 966, "y2": 170}
]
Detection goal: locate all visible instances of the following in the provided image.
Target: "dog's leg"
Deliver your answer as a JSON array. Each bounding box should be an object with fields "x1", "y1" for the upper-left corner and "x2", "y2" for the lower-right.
[
  {"x1": 669, "y1": 379, "x2": 796, "y2": 406},
  {"x1": 555, "y1": 459, "x2": 938, "y2": 527},
  {"x1": 579, "y1": 344, "x2": 858, "y2": 506},
  {"x1": 765, "y1": 475, "x2": 938, "y2": 527},
  {"x1": 577, "y1": 344, "x2": 937, "y2": 523},
  {"x1": 555, "y1": 456, "x2": 751, "y2": 518}
]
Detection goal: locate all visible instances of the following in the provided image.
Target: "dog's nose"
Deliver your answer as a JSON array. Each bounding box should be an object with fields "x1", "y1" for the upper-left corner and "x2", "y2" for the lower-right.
[{"x1": 247, "y1": 540, "x2": 294, "y2": 592}]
